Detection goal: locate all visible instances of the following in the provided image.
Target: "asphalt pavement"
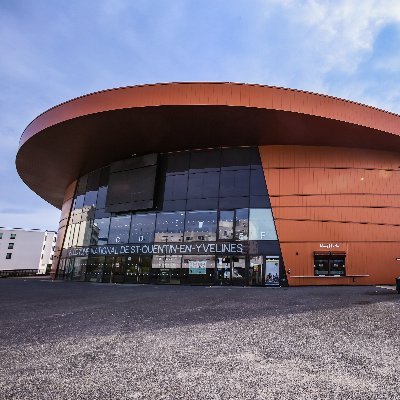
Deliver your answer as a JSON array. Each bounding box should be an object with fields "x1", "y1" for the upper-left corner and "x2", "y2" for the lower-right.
[{"x1": 0, "y1": 278, "x2": 399, "y2": 399}]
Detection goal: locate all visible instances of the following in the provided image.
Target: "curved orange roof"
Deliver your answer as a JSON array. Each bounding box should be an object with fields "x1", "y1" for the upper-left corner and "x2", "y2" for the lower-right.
[{"x1": 16, "y1": 82, "x2": 400, "y2": 209}]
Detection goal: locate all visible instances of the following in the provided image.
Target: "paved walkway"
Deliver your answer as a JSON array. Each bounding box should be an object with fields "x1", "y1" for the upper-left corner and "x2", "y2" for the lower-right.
[{"x1": 0, "y1": 279, "x2": 399, "y2": 399}]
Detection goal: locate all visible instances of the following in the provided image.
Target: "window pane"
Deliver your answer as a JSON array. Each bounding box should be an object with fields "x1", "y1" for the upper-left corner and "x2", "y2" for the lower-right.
[
  {"x1": 71, "y1": 257, "x2": 87, "y2": 281},
  {"x1": 76, "y1": 221, "x2": 87, "y2": 246},
  {"x1": 190, "y1": 149, "x2": 220, "y2": 172},
  {"x1": 162, "y1": 200, "x2": 187, "y2": 212},
  {"x1": 219, "y1": 197, "x2": 249, "y2": 209},
  {"x1": 250, "y1": 169, "x2": 268, "y2": 196},
  {"x1": 220, "y1": 170, "x2": 250, "y2": 197},
  {"x1": 187, "y1": 172, "x2": 219, "y2": 198},
  {"x1": 82, "y1": 220, "x2": 94, "y2": 246},
  {"x1": 330, "y1": 256, "x2": 346, "y2": 276},
  {"x1": 96, "y1": 186, "x2": 108, "y2": 210},
  {"x1": 314, "y1": 255, "x2": 329, "y2": 276},
  {"x1": 130, "y1": 213, "x2": 156, "y2": 243},
  {"x1": 73, "y1": 195, "x2": 85, "y2": 210},
  {"x1": 235, "y1": 208, "x2": 249, "y2": 240},
  {"x1": 94, "y1": 207, "x2": 111, "y2": 219},
  {"x1": 83, "y1": 169, "x2": 101, "y2": 207},
  {"x1": 154, "y1": 211, "x2": 185, "y2": 242},
  {"x1": 181, "y1": 255, "x2": 215, "y2": 284},
  {"x1": 249, "y1": 209, "x2": 277, "y2": 240},
  {"x1": 71, "y1": 223, "x2": 80, "y2": 247},
  {"x1": 73, "y1": 175, "x2": 88, "y2": 210},
  {"x1": 63, "y1": 224, "x2": 73, "y2": 249},
  {"x1": 249, "y1": 147, "x2": 262, "y2": 167},
  {"x1": 218, "y1": 211, "x2": 234, "y2": 240},
  {"x1": 151, "y1": 255, "x2": 182, "y2": 284},
  {"x1": 165, "y1": 151, "x2": 190, "y2": 173},
  {"x1": 108, "y1": 215, "x2": 131, "y2": 244},
  {"x1": 221, "y1": 147, "x2": 251, "y2": 170},
  {"x1": 93, "y1": 218, "x2": 110, "y2": 245},
  {"x1": 186, "y1": 198, "x2": 219, "y2": 211},
  {"x1": 249, "y1": 196, "x2": 270, "y2": 208},
  {"x1": 83, "y1": 191, "x2": 98, "y2": 208},
  {"x1": 184, "y1": 211, "x2": 217, "y2": 241},
  {"x1": 164, "y1": 173, "x2": 188, "y2": 200}
]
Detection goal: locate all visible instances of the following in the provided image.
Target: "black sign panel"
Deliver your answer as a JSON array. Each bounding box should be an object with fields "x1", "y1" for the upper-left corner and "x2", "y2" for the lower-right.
[{"x1": 63, "y1": 242, "x2": 248, "y2": 258}]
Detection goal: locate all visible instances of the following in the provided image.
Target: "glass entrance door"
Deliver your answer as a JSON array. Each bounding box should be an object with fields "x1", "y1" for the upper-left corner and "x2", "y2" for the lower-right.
[
  {"x1": 249, "y1": 256, "x2": 263, "y2": 286},
  {"x1": 216, "y1": 255, "x2": 246, "y2": 285},
  {"x1": 111, "y1": 256, "x2": 126, "y2": 283}
]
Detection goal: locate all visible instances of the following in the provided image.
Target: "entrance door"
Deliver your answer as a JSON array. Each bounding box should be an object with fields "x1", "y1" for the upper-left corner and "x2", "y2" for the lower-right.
[
  {"x1": 111, "y1": 256, "x2": 126, "y2": 283},
  {"x1": 216, "y1": 255, "x2": 246, "y2": 285},
  {"x1": 124, "y1": 256, "x2": 139, "y2": 284},
  {"x1": 265, "y1": 257, "x2": 280, "y2": 286},
  {"x1": 249, "y1": 256, "x2": 263, "y2": 286}
]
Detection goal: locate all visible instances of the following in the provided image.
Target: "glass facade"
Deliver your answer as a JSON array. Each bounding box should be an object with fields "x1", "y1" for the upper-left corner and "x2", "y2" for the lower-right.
[{"x1": 58, "y1": 147, "x2": 282, "y2": 286}]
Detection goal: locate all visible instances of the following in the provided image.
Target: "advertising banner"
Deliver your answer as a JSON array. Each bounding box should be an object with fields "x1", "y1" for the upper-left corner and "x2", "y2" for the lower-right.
[{"x1": 265, "y1": 258, "x2": 280, "y2": 286}]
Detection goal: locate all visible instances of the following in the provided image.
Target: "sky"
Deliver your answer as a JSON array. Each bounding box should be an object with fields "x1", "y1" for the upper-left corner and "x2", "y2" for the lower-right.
[{"x1": 1, "y1": 0, "x2": 400, "y2": 231}]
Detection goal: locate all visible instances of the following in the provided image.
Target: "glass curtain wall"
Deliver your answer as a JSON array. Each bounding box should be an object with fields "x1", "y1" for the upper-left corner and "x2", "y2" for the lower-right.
[{"x1": 59, "y1": 147, "x2": 280, "y2": 285}]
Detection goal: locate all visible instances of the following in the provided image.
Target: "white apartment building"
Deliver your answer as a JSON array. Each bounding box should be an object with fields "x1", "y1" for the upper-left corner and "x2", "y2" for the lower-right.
[{"x1": 0, "y1": 228, "x2": 57, "y2": 276}]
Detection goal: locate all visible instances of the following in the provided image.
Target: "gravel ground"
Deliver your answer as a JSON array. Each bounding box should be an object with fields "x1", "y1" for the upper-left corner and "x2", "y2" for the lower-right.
[{"x1": 0, "y1": 278, "x2": 399, "y2": 400}]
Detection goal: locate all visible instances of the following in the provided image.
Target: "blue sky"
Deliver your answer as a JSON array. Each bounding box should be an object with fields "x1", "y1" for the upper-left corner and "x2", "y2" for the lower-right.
[{"x1": 1, "y1": 0, "x2": 400, "y2": 230}]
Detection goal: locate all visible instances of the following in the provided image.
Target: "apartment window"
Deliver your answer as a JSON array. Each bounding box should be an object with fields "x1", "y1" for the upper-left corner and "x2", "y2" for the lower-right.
[
  {"x1": 6, "y1": 253, "x2": 12, "y2": 259},
  {"x1": 0, "y1": 233, "x2": 3, "y2": 239},
  {"x1": 10, "y1": 233, "x2": 16, "y2": 239},
  {"x1": 8, "y1": 243, "x2": 14, "y2": 249}
]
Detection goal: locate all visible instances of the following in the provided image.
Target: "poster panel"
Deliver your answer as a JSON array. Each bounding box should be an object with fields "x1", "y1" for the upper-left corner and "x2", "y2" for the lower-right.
[{"x1": 265, "y1": 257, "x2": 279, "y2": 286}]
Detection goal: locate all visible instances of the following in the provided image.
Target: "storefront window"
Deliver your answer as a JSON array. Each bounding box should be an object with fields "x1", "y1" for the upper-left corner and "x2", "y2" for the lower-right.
[
  {"x1": 154, "y1": 212, "x2": 185, "y2": 242},
  {"x1": 130, "y1": 213, "x2": 156, "y2": 243},
  {"x1": 85, "y1": 256, "x2": 105, "y2": 282},
  {"x1": 184, "y1": 211, "x2": 217, "y2": 241},
  {"x1": 108, "y1": 215, "x2": 131, "y2": 244},
  {"x1": 249, "y1": 208, "x2": 277, "y2": 240},
  {"x1": 151, "y1": 255, "x2": 182, "y2": 284},
  {"x1": 181, "y1": 255, "x2": 215, "y2": 284},
  {"x1": 71, "y1": 257, "x2": 87, "y2": 281}
]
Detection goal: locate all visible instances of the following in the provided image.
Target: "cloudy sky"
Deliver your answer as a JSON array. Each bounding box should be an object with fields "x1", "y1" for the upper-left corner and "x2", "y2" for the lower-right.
[{"x1": 1, "y1": 0, "x2": 400, "y2": 230}]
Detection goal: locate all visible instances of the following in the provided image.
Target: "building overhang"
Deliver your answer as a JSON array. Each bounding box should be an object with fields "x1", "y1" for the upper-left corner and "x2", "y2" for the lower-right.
[{"x1": 16, "y1": 82, "x2": 400, "y2": 209}]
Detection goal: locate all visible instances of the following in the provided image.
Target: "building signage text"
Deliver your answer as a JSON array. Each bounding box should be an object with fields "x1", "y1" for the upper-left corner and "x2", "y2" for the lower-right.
[
  {"x1": 64, "y1": 242, "x2": 246, "y2": 258},
  {"x1": 319, "y1": 243, "x2": 340, "y2": 249}
]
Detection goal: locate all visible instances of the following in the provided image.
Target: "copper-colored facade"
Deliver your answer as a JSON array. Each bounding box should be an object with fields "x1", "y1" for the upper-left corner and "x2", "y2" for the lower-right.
[
  {"x1": 16, "y1": 82, "x2": 400, "y2": 285},
  {"x1": 261, "y1": 145, "x2": 400, "y2": 285}
]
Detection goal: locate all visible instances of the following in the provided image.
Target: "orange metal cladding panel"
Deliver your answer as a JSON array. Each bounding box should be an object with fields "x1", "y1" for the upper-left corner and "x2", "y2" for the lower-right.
[{"x1": 260, "y1": 145, "x2": 400, "y2": 286}]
